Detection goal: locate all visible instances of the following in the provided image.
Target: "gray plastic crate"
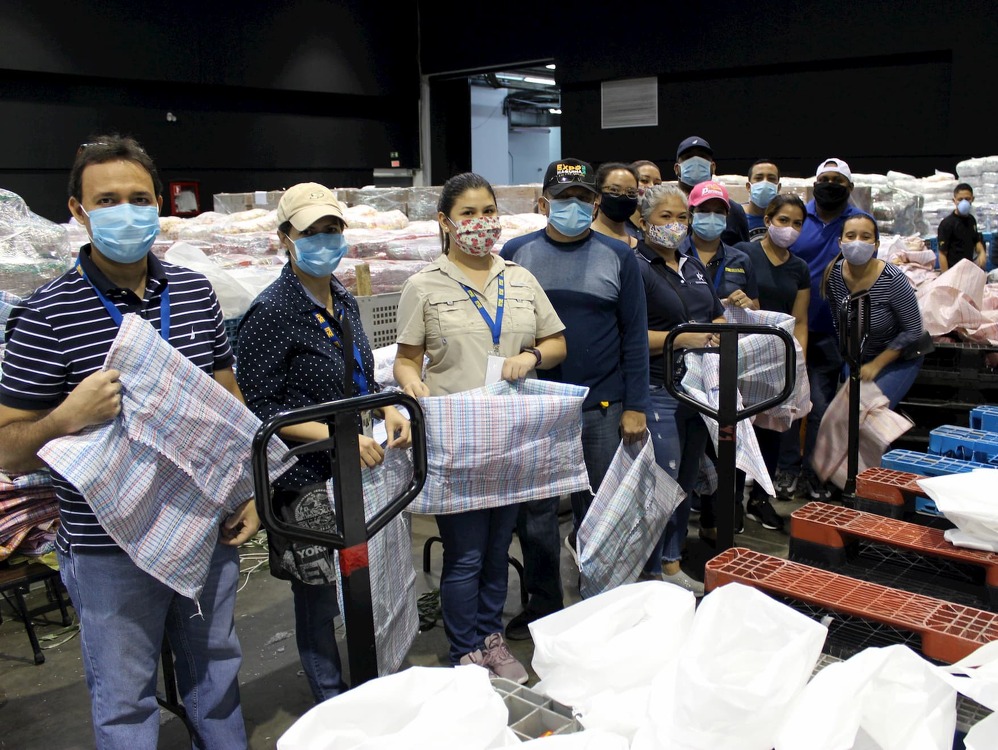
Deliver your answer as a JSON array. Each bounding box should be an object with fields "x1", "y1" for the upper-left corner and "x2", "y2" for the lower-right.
[
  {"x1": 491, "y1": 678, "x2": 580, "y2": 740},
  {"x1": 356, "y1": 292, "x2": 400, "y2": 350}
]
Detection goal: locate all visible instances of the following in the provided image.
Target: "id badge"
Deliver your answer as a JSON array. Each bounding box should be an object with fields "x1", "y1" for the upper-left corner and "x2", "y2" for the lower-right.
[
  {"x1": 361, "y1": 409, "x2": 374, "y2": 439},
  {"x1": 485, "y1": 354, "x2": 505, "y2": 385}
]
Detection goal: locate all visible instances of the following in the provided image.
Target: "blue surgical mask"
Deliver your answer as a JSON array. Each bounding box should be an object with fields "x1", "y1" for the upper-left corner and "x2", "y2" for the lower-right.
[
  {"x1": 291, "y1": 232, "x2": 348, "y2": 277},
  {"x1": 691, "y1": 212, "x2": 727, "y2": 241},
  {"x1": 84, "y1": 203, "x2": 160, "y2": 264},
  {"x1": 679, "y1": 156, "x2": 712, "y2": 186},
  {"x1": 547, "y1": 197, "x2": 595, "y2": 237},
  {"x1": 958, "y1": 199, "x2": 972, "y2": 216},
  {"x1": 750, "y1": 181, "x2": 779, "y2": 209}
]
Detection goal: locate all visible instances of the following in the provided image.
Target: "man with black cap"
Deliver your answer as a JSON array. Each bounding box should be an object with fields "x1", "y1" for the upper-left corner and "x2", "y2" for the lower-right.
[
  {"x1": 674, "y1": 135, "x2": 750, "y2": 246},
  {"x1": 773, "y1": 157, "x2": 870, "y2": 503},
  {"x1": 500, "y1": 158, "x2": 649, "y2": 637}
]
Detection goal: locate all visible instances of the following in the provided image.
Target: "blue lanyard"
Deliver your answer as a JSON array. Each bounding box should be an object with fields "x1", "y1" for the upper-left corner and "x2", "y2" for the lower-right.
[
  {"x1": 312, "y1": 307, "x2": 369, "y2": 396},
  {"x1": 460, "y1": 271, "x2": 505, "y2": 354},
  {"x1": 77, "y1": 261, "x2": 170, "y2": 342}
]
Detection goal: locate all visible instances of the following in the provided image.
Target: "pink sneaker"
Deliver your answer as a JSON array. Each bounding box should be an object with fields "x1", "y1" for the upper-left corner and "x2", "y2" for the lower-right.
[
  {"x1": 458, "y1": 648, "x2": 497, "y2": 678},
  {"x1": 482, "y1": 633, "x2": 528, "y2": 684}
]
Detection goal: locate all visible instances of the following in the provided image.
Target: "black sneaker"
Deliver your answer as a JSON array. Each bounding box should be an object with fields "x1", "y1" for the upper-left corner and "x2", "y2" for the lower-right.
[
  {"x1": 803, "y1": 472, "x2": 833, "y2": 502},
  {"x1": 745, "y1": 498, "x2": 784, "y2": 531},
  {"x1": 774, "y1": 470, "x2": 799, "y2": 501},
  {"x1": 505, "y1": 609, "x2": 548, "y2": 641}
]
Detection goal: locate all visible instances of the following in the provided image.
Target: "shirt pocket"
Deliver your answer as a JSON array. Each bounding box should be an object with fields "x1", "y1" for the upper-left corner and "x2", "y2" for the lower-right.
[
  {"x1": 504, "y1": 286, "x2": 537, "y2": 335},
  {"x1": 425, "y1": 290, "x2": 478, "y2": 340}
]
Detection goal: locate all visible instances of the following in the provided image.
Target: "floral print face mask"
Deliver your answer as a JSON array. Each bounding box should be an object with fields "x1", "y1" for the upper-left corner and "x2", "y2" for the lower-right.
[{"x1": 447, "y1": 215, "x2": 502, "y2": 256}]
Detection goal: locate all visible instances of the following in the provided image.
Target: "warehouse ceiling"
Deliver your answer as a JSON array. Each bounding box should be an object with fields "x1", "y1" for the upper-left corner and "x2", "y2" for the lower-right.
[{"x1": 469, "y1": 64, "x2": 560, "y2": 128}]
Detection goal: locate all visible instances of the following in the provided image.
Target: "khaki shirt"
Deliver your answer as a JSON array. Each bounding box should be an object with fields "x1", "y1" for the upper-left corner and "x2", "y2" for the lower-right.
[{"x1": 396, "y1": 253, "x2": 565, "y2": 396}]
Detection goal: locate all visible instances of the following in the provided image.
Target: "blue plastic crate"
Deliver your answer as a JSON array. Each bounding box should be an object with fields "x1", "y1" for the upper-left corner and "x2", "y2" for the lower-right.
[
  {"x1": 223, "y1": 316, "x2": 243, "y2": 355},
  {"x1": 881, "y1": 449, "x2": 992, "y2": 477},
  {"x1": 970, "y1": 405, "x2": 998, "y2": 432},
  {"x1": 928, "y1": 425, "x2": 998, "y2": 464}
]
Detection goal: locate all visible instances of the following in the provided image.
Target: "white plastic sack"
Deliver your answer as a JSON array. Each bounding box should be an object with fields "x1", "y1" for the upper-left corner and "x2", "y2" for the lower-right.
[
  {"x1": 776, "y1": 645, "x2": 956, "y2": 750},
  {"x1": 937, "y1": 641, "x2": 998, "y2": 749},
  {"x1": 634, "y1": 582, "x2": 827, "y2": 750},
  {"x1": 277, "y1": 665, "x2": 517, "y2": 750},
  {"x1": 529, "y1": 582, "x2": 695, "y2": 719},
  {"x1": 577, "y1": 435, "x2": 683, "y2": 598},
  {"x1": 918, "y1": 468, "x2": 998, "y2": 548},
  {"x1": 163, "y1": 241, "x2": 257, "y2": 319}
]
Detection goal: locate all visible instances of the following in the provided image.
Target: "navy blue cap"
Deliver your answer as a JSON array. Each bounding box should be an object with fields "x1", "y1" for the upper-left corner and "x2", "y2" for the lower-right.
[{"x1": 676, "y1": 136, "x2": 714, "y2": 161}]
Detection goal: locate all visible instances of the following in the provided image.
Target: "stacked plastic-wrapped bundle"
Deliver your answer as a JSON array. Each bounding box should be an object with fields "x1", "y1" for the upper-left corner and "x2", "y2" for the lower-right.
[
  {"x1": 956, "y1": 156, "x2": 998, "y2": 233},
  {"x1": 0, "y1": 189, "x2": 74, "y2": 298}
]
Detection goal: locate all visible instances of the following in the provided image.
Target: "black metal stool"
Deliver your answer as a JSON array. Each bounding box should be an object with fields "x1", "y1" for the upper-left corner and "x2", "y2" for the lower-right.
[{"x1": 0, "y1": 561, "x2": 71, "y2": 665}]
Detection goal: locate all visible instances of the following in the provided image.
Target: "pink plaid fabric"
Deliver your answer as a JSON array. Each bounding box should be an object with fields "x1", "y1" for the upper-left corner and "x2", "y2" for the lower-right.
[
  {"x1": 0, "y1": 470, "x2": 58, "y2": 561},
  {"x1": 39, "y1": 314, "x2": 293, "y2": 600},
  {"x1": 408, "y1": 379, "x2": 590, "y2": 515}
]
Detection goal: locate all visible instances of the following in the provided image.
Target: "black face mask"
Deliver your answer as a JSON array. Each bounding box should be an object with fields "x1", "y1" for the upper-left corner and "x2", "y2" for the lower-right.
[
  {"x1": 813, "y1": 181, "x2": 850, "y2": 212},
  {"x1": 598, "y1": 193, "x2": 639, "y2": 223}
]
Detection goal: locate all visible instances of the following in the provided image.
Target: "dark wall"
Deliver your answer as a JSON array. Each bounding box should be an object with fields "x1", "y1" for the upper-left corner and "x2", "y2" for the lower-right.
[
  {"x1": 1, "y1": 0, "x2": 419, "y2": 221},
  {"x1": 419, "y1": 0, "x2": 998, "y2": 180}
]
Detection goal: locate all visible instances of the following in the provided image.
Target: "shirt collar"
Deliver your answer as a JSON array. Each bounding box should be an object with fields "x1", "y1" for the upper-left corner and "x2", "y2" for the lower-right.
[
  {"x1": 280, "y1": 262, "x2": 349, "y2": 314},
  {"x1": 77, "y1": 244, "x2": 167, "y2": 297},
  {"x1": 636, "y1": 240, "x2": 688, "y2": 272},
  {"x1": 432, "y1": 252, "x2": 504, "y2": 292}
]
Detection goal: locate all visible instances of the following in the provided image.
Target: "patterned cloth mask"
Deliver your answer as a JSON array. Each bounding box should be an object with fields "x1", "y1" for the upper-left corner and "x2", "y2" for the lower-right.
[
  {"x1": 645, "y1": 222, "x2": 688, "y2": 250},
  {"x1": 447, "y1": 215, "x2": 502, "y2": 256}
]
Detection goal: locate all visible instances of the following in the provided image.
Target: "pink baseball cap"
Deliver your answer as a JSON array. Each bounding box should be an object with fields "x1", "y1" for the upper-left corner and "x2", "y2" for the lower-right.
[{"x1": 688, "y1": 180, "x2": 730, "y2": 208}]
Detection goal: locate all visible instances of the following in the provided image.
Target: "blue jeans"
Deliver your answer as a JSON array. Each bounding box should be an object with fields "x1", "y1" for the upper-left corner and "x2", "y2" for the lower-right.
[
  {"x1": 515, "y1": 401, "x2": 622, "y2": 607},
  {"x1": 58, "y1": 545, "x2": 246, "y2": 750},
  {"x1": 873, "y1": 355, "x2": 923, "y2": 408},
  {"x1": 644, "y1": 386, "x2": 710, "y2": 569},
  {"x1": 290, "y1": 579, "x2": 347, "y2": 703},
  {"x1": 781, "y1": 332, "x2": 843, "y2": 475},
  {"x1": 435, "y1": 505, "x2": 519, "y2": 663}
]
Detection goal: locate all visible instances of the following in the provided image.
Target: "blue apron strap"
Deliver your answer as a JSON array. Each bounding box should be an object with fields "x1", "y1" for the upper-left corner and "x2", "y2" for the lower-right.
[{"x1": 77, "y1": 259, "x2": 170, "y2": 342}]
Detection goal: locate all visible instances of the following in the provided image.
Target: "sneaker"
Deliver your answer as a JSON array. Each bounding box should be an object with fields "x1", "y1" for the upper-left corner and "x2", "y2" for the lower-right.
[
  {"x1": 459, "y1": 648, "x2": 497, "y2": 678},
  {"x1": 803, "y1": 472, "x2": 833, "y2": 502},
  {"x1": 774, "y1": 470, "x2": 799, "y2": 501},
  {"x1": 745, "y1": 497, "x2": 784, "y2": 531},
  {"x1": 564, "y1": 531, "x2": 580, "y2": 569},
  {"x1": 505, "y1": 609, "x2": 548, "y2": 641},
  {"x1": 662, "y1": 569, "x2": 705, "y2": 597},
  {"x1": 482, "y1": 633, "x2": 529, "y2": 684}
]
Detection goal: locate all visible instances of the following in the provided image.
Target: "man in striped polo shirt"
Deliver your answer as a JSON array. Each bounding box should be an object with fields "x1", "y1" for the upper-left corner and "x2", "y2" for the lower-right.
[{"x1": 0, "y1": 136, "x2": 255, "y2": 749}]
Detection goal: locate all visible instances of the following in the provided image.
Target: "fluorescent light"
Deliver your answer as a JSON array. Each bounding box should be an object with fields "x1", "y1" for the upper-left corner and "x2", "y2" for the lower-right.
[
  {"x1": 546, "y1": 64, "x2": 556, "y2": 70},
  {"x1": 548, "y1": 108, "x2": 562, "y2": 114},
  {"x1": 495, "y1": 73, "x2": 524, "y2": 81},
  {"x1": 524, "y1": 77, "x2": 556, "y2": 86}
]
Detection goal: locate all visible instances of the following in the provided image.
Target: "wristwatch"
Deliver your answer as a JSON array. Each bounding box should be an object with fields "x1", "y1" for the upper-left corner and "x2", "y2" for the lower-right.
[{"x1": 522, "y1": 347, "x2": 542, "y2": 367}]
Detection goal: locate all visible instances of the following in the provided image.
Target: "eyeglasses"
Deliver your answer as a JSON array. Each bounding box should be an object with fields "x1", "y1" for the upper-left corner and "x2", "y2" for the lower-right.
[{"x1": 603, "y1": 187, "x2": 639, "y2": 199}]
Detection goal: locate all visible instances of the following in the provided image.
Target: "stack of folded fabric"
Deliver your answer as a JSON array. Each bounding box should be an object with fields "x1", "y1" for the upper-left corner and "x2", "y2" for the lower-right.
[{"x1": 0, "y1": 470, "x2": 59, "y2": 560}]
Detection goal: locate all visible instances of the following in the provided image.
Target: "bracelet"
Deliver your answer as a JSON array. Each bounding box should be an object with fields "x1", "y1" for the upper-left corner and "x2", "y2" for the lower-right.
[{"x1": 522, "y1": 347, "x2": 542, "y2": 367}]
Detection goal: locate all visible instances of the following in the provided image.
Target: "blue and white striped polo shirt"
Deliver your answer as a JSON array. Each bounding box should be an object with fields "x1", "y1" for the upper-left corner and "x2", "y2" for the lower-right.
[{"x1": 0, "y1": 245, "x2": 233, "y2": 552}]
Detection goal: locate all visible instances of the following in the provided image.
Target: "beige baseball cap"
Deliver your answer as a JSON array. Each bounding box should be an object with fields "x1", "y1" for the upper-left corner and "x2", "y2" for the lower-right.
[{"x1": 276, "y1": 182, "x2": 348, "y2": 231}]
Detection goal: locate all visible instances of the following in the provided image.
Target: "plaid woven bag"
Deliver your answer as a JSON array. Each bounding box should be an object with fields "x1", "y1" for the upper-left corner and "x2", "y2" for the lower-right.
[
  {"x1": 578, "y1": 436, "x2": 683, "y2": 598},
  {"x1": 408, "y1": 379, "x2": 590, "y2": 515}
]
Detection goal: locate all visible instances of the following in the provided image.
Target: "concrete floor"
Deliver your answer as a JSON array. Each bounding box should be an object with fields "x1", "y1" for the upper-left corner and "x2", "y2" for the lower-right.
[{"x1": 0, "y1": 498, "x2": 802, "y2": 749}]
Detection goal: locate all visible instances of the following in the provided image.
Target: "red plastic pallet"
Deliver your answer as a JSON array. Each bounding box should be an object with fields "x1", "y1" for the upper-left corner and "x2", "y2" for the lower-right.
[
  {"x1": 790, "y1": 502, "x2": 998, "y2": 588},
  {"x1": 705, "y1": 547, "x2": 998, "y2": 663},
  {"x1": 854, "y1": 467, "x2": 925, "y2": 507}
]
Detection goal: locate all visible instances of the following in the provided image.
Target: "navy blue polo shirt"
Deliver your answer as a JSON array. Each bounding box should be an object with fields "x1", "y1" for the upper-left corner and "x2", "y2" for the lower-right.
[
  {"x1": 680, "y1": 236, "x2": 759, "y2": 300},
  {"x1": 1, "y1": 245, "x2": 233, "y2": 552},
  {"x1": 635, "y1": 241, "x2": 723, "y2": 385},
  {"x1": 236, "y1": 263, "x2": 380, "y2": 490}
]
